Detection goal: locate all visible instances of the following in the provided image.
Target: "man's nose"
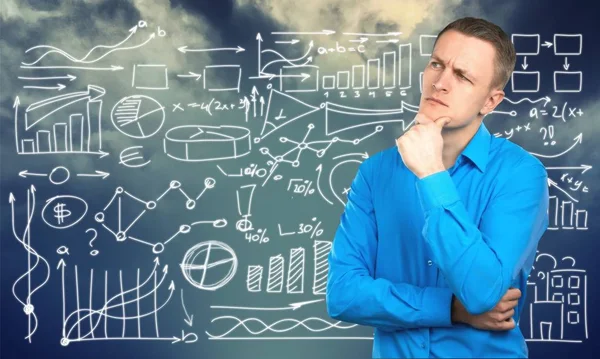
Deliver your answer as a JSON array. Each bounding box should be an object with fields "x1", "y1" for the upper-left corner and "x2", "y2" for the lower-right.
[{"x1": 432, "y1": 69, "x2": 451, "y2": 92}]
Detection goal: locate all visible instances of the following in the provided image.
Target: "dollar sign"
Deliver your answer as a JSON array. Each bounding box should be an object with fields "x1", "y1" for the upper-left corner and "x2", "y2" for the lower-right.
[{"x1": 53, "y1": 203, "x2": 71, "y2": 225}]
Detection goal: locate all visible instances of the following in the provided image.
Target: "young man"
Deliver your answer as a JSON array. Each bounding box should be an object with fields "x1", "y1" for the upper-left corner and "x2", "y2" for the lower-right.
[{"x1": 326, "y1": 17, "x2": 549, "y2": 358}]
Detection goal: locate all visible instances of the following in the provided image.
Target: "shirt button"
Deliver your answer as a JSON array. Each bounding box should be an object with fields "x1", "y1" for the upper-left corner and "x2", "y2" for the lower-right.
[
  {"x1": 427, "y1": 260, "x2": 433, "y2": 266},
  {"x1": 420, "y1": 342, "x2": 426, "y2": 349}
]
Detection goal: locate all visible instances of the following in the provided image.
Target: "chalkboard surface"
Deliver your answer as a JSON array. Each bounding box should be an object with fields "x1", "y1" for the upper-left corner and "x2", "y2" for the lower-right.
[{"x1": 1, "y1": 1, "x2": 598, "y2": 358}]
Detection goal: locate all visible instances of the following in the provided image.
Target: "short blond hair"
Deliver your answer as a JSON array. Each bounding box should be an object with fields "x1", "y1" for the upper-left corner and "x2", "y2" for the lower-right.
[{"x1": 434, "y1": 17, "x2": 516, "y2": 90}]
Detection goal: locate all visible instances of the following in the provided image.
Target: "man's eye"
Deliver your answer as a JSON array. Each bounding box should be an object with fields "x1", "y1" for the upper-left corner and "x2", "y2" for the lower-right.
[{"x1": 431, "y1": 62, "x2": 440, "y2": 68}]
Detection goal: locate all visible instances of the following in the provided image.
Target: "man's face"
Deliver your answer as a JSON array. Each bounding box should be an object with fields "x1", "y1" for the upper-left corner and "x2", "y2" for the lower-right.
[{"x1": 419, "y1": 29, "x2": 503, "y2": 129}]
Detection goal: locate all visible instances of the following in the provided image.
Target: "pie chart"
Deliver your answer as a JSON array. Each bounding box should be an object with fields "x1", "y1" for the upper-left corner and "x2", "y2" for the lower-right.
[
  {"x1": 111, "y1": 95, "x2": 165, "y2": 139},
  {"x1": 180, "y1": 240, "x2": 237, "y2": 291}
]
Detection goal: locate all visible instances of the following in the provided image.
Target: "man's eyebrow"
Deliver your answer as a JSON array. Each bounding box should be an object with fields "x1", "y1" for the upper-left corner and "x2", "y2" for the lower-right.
[{"x1": 430, "y1": 54, "x2": 476, "y2": 80}]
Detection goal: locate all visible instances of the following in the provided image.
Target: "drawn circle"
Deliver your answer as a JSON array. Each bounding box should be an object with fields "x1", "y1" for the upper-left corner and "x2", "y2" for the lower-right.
[
  {"x1": 204, "y1": 177, "x2": 216, "y2": 189},
  {"x1": 170, "y1": 180, "x2": 181, "y2": 189},
  {"x1": 90, "y1": 250, "x2": 99, "y2": 256},
  {"x1": 42, "y1": 195, "x2": 88, "y2": 229},
  {"x1": 266, "y1": 83, "x2": 272, "y2": 89},
  {"x1": 111, "y1": 95, "x2": 165, "y2": 139},
  {"x1": 116, "y1": 231, "x2": 126, "y2": 242},
  {"x1": 146, "y1": 201, "x2": 157, "y2": 210},
  {"x1": 152, "y1": 243, "x2": 165, "y2": 254},
  {"x1": 273, "y1": 175, "x2": 283, "y2": 181},
  {"x1": 180, "y1": 240, "x2": 237, "y2": 291},
  {"x1": 180, "y1": 224, "x2": 191, "y2": 234},
  {"x1": 116, "y1": 187, "x2": 124, "y2": 194},
  {"x1": 253, "y1": 137, "x2": 261, "y2": 144},
  {"x1": 213, "y1": 219, "x2": 227, "y2": 228},
  {"x1": 49, "y1": 166, "x2": 70, "y2": 185},
  {"x1": 259, "y1": 147, "x2": 269, "y2": 155},
  {"x1": 60, "y1": 338, "x2": 70, "y2": 347},
  {"x1": 23, "y1": 304, "x2": 34, "y2": 315},
  {"x1": 330, "y1": 159, "x2": 363, "y2": 206},
  {"x1": 235, "y1": 218, "x2": 253, "y2": 232},
  {"x1": 186, "y1": 199, "x2": 196, "y2": 210},
  {"x1": 292, "y1": 160, "x2": 300, "y2": 167},
  {"x1": 119, "y1": 146, "x2": 151, "y2": 168},
  {"x1": 280, "y1": 137, "x2": 288, "y2": 143},
  {"x1": 57, "y1": 246, "x2": 70, "y2": 255},
  {"x1": 375, "y1": 125, "x2": 384, "y2": 132},
  {"x1": 95, "y1": 212, "x2": 105, "y2": 223}
]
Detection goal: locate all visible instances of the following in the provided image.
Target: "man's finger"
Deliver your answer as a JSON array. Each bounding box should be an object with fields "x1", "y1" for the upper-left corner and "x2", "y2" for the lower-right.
[
  {"x1": 434, "y1": 116, "x2": 451, "y2": 128},
  {"x1": 415, "y1": 113, "x2": 433, "y2": 125},
  {"x1": 503, "y1": 288, "x2": 522, "y2": 301}
]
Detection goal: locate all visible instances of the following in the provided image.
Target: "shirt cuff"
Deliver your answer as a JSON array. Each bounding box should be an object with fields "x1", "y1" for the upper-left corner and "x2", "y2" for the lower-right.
[
  {"x1": 420, "y1": 286, "x2": 454, "y2": 327},
  {"x1": 415, "y1": 170, "x2": 461, "y2": 212}
]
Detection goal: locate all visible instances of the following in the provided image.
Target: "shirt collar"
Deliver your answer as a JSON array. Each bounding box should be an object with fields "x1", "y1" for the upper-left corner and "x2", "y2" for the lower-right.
[{"x1": 459, "y1": 121, "x2": 491, "y2": 173}]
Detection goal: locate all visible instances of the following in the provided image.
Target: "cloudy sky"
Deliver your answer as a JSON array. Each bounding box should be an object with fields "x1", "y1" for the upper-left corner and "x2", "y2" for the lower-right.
[{"x1": 1, "y1": 0, "x2": 598, "y2": 358}]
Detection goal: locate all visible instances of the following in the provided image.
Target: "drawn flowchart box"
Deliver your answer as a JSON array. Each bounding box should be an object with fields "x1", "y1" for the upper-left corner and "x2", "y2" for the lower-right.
[
  {"x1": 554, "y1": 34, "x2": 582, "y2": 55},
  {"x1": 203, "y1": 65, "x2": 242, "y2": 92},
  {"x1": 132, "y1": 64, "x2": 169, "y2": 90},
  {"x1": 419, "y1": 35, "x2": 437, "y2": 56},
  {"x1": 511, "y1": 71, "x2": 540, "y2": 93},
  {"x1": 554, "y1": 71, "x2": 582, "y2": 92},
  {"x1": 279, "y1": 65, "x2": 319, "y2": 93},
  {"x1": 511, "y1": 34, "x2": 540, "y2": 55}
]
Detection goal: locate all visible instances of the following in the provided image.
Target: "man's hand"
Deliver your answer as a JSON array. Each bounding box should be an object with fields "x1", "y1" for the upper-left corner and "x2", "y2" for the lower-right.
[
  {"x1": 451, "y1": 288, "x2": 521, "y2": 331},
  {"x1": 396, "y1": 113, "x2": 451, "y2": 179}
]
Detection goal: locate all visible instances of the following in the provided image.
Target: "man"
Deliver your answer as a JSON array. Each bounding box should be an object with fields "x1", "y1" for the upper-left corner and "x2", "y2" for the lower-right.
[{"x1": 326, "y1": 17, "x2": 549, "y2": 358}]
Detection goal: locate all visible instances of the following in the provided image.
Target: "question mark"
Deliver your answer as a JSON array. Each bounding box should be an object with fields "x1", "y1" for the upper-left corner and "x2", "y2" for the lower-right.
[{"x1": 86, "y1": 228, "x2": 99, "y2": 256}]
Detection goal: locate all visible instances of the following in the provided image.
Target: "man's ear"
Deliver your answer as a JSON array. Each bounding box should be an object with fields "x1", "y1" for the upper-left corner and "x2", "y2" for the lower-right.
[{"x1": 480, "y1": 89, "x2": 505, "y2": 116}]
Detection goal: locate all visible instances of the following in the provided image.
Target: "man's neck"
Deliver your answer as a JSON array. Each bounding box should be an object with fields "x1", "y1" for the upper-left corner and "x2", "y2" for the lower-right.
[{"x1": 441, "y1": 117, "x2": 483, "y2": 170}]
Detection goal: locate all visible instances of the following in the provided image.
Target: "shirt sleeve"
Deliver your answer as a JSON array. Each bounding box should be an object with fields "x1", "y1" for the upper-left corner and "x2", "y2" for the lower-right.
[
  {"x1": 326, "y1": 160, "x2": 455, "y2": 332},
  {"x1": 414, "y1": 156, "x2": 550, "y2": 315}
]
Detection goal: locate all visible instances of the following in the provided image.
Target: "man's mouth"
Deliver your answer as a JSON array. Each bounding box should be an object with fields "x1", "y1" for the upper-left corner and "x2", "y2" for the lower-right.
[{"x1": 426, "y1": 97, "x2": 448, "y2": 107}]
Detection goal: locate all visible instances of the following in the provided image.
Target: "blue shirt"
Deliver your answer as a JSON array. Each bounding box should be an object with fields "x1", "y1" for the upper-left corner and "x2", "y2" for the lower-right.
[{"x1": 326, "y1": 121, "x2": 549, "y2": 358}]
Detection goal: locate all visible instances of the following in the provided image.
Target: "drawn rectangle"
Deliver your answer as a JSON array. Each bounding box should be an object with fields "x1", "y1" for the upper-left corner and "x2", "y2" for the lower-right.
[
  {"x1": 554, "y1": 34, "x2": 582, "y2": 56},
  {"x1": 352, "y1": 65, "x2": 365, "y2": 89},
  {"x1": 337, "y1": 71, "x2": 350, "y2": 89},
  {"x1": 511, "y1": 34, "x2": 540, "y2": 55},
  {"x1": 511, "y1": 71, "x2": 540, "y2": 93},
  {"x1": 53, "y1": 123, "x2": 68, "y2": 152},
  {"x1": 69, "y1": 114, "x2": 84, "y2": 152},
  {"x1": 383, "y1": 51, "x2": 396, "y2": 88},
  {"x1": 554, "y1": 71, "x2": 582, "y2": 93},
  {"x1": 204, "y1": 65, "x2": 242, "y2": 92},
  {"x1": 367, "y1": 59, "x2": 380, "y2": 89},
  {"x1": 280, "y1": 65, "x2": 318, "y2": 93},
  {"x1": 398, "y1": 43, "x2": 412, "y2": 89},
  {"x1": 36, "y1": 130, "x2": 51, "y2": 152}
]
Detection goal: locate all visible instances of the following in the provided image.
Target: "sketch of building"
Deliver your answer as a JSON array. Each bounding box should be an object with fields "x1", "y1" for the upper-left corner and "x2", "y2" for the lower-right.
[{"x1": 520, "y1": 252, "x2": 588, "y2": 343}]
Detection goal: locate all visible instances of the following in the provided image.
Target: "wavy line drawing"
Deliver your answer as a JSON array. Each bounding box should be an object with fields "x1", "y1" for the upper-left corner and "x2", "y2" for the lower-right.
[
  {"x1": 206, "y1": 316, "x2": 357, "y2": 338},
  {"x1": 9, "y1": 185, "x2": 51, "y2": 342},
  {"x1": 21, "y1": 25, "x2": 155, "y2": 66}
]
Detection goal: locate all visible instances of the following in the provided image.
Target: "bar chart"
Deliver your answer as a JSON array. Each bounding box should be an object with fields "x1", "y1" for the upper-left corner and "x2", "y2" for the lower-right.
[{"x1": 246, "y1": 241, "x2": 332, "y2": 295}]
